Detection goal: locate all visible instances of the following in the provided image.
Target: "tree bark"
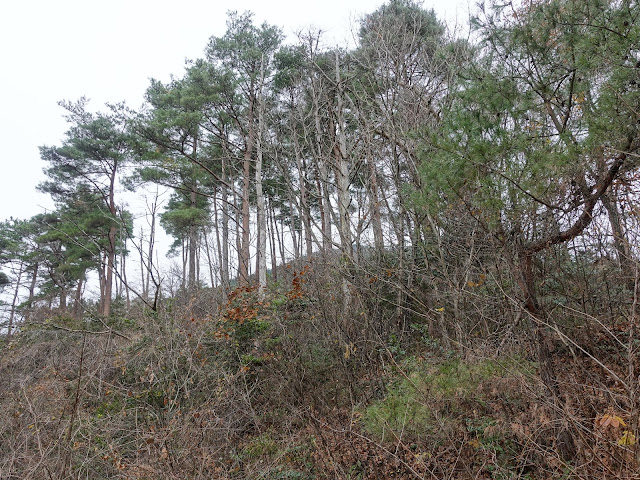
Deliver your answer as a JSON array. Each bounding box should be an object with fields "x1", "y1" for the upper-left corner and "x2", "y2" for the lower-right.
[
  {"x1": 188, "y1": 186, "x2": 198, "y2": 290},
  {"x1": 73, "y1": 276, "x2": 84, "y2": 319},
  {"x1": 517, "y1": 250, "x2": 576, "y2": 461},
  {"x1": 103, "y1": 158, "x2": 118, "y2": 317},
  {"x1": 366, "y1": 133, "x2": 384, "y2": 252},
  {"x1": 24, "y1": 261, "x2": 39, "y2": 322},
  {"x1": 235, "y1": 190, "x2": 243, "y2": 284},
  {"x1": 204, "y1": 230, "x2": 217, "y2": 288},
  {"x1": 268, "y1": 198, "x2": 278, "y2": 282},
  {"x1": 239, "y1": 87, "x2": 255, "y2": 286},
  {"x1": 7, "y1": 263, "x2": 23, "y2": 339},
  {"x1": 332, "y1": 52, "x2": 353, "y2": 311},
  {"x1": 289, "y1": 196, "x2": 299, "y2": 260},
  {"x1": 601, "y1": 191, "x2": 634, "y2": 287},
  {"x1": 310, "y1": 66, "x2": 333, "y2": 255},
  {"x1": 255, "y1": 56, "x2": 267, "y2": 294},
  {"x1": 221, "y1": 158, "x2": 230, "y2": 292}
]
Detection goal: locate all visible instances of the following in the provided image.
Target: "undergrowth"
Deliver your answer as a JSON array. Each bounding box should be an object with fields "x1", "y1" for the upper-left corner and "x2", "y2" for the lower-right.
[{"x1": 0, "y1": 260, "x2": 638, "y2": 479}]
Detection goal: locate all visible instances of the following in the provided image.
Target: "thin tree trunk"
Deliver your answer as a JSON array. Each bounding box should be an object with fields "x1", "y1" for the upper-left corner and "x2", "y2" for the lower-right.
[
  {"x1": 255, "y1": 55, "x2": 267, "y2": 294},
  {"x1": 602, "y1": 192, "x2": 633, "y2": 286},
  {"x1": 103, "y1": 160, "x2": 118, "y2": 317},
  {"x1": 395, "y1": 210, "x2": 406, "y2": 329},
  {"x1": 240, "y1": 157, "x2": 251, "y2": 285},
  {"x1": 181, "y1": 238, "x2": 187, "y2": 291},
  {"x1": 367, "y1": 139, "x2": 384, "y2": 252},
  {"x1": 114, "y1": 252, "x2": 121, "y2": 299},
  {"x1": 196, "y1": 235, "x2": 201, "y2": 286},
  {"x1": 7, "y1": 263, "x2": 23, "y2": 339},
  {"x1": 103, "y1": 228, "x2": 116, "y2": 317},
  {"x1": 289, "y1": 92, "x2": 313, "y2": 259},
  {"x1": 73, "y1": 276, "x2": 84, "y2": 319},
  {"x1": 268, "y1": 199, "x2": 278, "y2": 282},
  {"x1": 517, "y1": 251, "x2": 576, "y2": 461},
  {"x1": 235, "y1": 190, "x2": 243, "y2": 284},
  {"x1": 290, "y1": 196, "x2": 299, "y2": 260},
  {"x1": 276, "y1": 214, "x2": 286, "y2": 264},
  {"x1": 25, "y1": 261, "x2": 39, "y2": 322},
  {"x1": 140, "y1": 229, "x2": 148, "y2": 299},
  {"x1": 213, "y1": 191, "x2": 227, "y2": 293},
  {"x1": 332, "y1": 53, "x2": 351, "y2": 258},
  {"x1": 333, "y1": 52, "x2": 352, "y2": 311},
  {"x1": 122, "y1": 238, "x2": 130, "y2": 309},
  {"x1": 221, "y1": 160, "x2": 230, "y2": 291},
  {"x1": 99, "y1": 252, "x2": 106, "y2": 313},
  {"x1": 188, "y1": 186, "x2": 198, "y2": 290},
  {"x1": 146, "y1": 193, "x2": 158, "y2": 299},
  {"x1": 311, "y1": 70, "x2": 333, "y2": 255},
  {"x1": 239, "y1": 88, "x2": 255, "y2": 286},
  {"x1": 59, "y1": 286, "x2": 67, "y2": 312},
  {"x1": 204, "y1": 230, "x2": 217, "y2": 288}
]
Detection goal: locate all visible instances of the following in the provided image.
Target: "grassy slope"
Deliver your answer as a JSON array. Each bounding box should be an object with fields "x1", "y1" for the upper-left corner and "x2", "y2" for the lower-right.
[{"x1": 0, "y1": 262, "x2": 637, "y2": 479}]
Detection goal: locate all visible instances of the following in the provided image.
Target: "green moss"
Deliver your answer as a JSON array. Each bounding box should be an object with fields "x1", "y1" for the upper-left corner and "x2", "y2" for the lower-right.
[
  {"x1": 243, "y1": 432, "x2": 279, "y2": 458},
  {"x1": 241, "y1": 353, "x2": 264, "y2": 366},
  {"x1": 361, "y1": 355, "x2": 533, "y2": 443},
  {"x1": 362, "y1": 387, "x2": 433, "y2": 442},
  {"x1": 95, "y1": 397, "x2": 123, "y2": 418}
]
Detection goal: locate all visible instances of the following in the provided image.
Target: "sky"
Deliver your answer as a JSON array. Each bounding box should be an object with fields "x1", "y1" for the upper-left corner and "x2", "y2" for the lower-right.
[{"x1": 0, "y1": 0, "x2": 470, "y2": 224}]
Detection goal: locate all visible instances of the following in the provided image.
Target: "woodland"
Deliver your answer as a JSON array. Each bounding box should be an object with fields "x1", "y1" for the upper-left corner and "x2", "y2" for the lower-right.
[{"x1": 1, "y1": 0, "x2": 640, "y2": 477}]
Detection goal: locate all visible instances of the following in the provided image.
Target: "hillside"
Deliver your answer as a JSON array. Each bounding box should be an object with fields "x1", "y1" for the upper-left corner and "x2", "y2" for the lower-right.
[{"x1": 1, "y1": 254, "x2": 638, "y2": 479}]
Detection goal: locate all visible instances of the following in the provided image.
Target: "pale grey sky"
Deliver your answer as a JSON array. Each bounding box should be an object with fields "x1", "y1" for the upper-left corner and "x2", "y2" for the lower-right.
[{"x1": 0, "y1": 0, "x2": 470, "y2": 222}]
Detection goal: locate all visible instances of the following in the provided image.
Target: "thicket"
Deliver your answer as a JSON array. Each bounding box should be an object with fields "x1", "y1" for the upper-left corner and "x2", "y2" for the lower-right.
[{"x1": 2, "y1": 242, "x2": 640, "y2": 478}]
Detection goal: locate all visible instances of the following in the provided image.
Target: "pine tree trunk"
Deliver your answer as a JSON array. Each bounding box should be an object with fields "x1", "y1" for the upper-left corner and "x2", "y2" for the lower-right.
[
  {"x1": 268, "y1": 199, "x2": 278, "y2": 282},
  {"x1": 255, "y1": 56, "x2": 267, "y2": 294},
  {"x1": 103, "y1": 159, "x2": 118, "y2": 317},
  {"x1": 99, "y1": 253, "x2": 106, "y2": 312},
  {"x1": 290, "y1": 197, "x2": 299, "y2": 260},
  {"x1": 7, "y1": 264, "x2": 23, "y2": 339},
  {"x1": 73, "y1": 277, "x2": 84, "y2": 319},
  {"x1": 188, "y1": 186, "x2": 198, "y2": 290},
  {"x1": 122, "y1": 238, "x2": 130, "y2": 309},
  {"x1": 312, "y1": 78, "x2": 332, "y2": 255},
  {"x1": 103, "y1": 224, "x2": 116, "y2": 317},
  {"x1": 213, "y1": 192, "x2": 227, "y2": 292},
  {"x1": 277, "y1": 215, "x2": 286, "y2": 264},
  {"x1": 289, "y1": 93, "x2": 313, "y2": 259},
  {"x1": 146, "y1": 195, "x2": 158, "y2": 299},
  {"x1": 235, "y1": 191, "x2": 243, "y2": 283},
  {"x1": 221, "y1": 161, "x2": 230, "y2": 291},
  {"x1": 59, "y1": 286, "x2": 67, "y2": 312},
  {"x1": 204, "y1": 230, "x2": 216, "y2": 287},
  {"x1": 196, "y1": 237, "x2": 201, "y2": 286},
  {"x1": 333, "y1": 52, "x2": 353, "y2": 311},
  {"x1": 333, "y1": 55, "x2": 351, "y2": 259},
  {"x1": 24, "y1": 261, "x2": 38, "y2": 322},
  {"x1": 518, "y1": 251, "x2": 576, "y2": 461},
  {"x1": 140, "y1": 229, "x2": 148, "y2": 300},
  {"x1": 602, "y1": 192, "x2": 634, "y2": 287},
  {"x1": 181, "y1": 238, "x2": 187, "y2": 291},
  {"x1": 367, "y1": 143, "x2": 384, "y2": 252},
  {"x1": 239, "y1": 89, "x2": 255, "y2": 286}
]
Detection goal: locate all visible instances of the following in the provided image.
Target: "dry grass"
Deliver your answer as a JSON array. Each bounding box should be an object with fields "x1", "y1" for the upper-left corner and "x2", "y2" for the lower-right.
[{"x1": 1, "y1": 258, "x2": 639, "y2": 479}]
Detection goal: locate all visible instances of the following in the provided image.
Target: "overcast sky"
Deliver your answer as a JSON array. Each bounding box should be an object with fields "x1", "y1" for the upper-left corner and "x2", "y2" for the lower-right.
[{"x1": 0, "y1": 0, "x2": 470, "y2": 224}]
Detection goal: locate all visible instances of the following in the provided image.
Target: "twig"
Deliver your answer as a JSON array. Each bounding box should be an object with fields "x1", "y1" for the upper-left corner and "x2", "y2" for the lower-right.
[
  {"x1": 62, "y1": 334, "x2": 87, "y2": 478},
  {"x1": 49, "y1": 323, "x2": 131, "y2": 341}
]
